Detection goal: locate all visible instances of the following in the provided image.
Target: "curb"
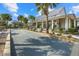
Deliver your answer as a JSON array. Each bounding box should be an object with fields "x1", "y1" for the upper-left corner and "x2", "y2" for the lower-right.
[{"x1": 3, "y1": 29, "x2": 11, "y2": 56}]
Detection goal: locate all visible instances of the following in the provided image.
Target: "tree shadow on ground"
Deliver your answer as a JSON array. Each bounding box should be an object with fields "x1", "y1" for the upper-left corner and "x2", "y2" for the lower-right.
[
  {"x1": 16, "y1": 47, "x2": 47, "y2": 56},
  {"x1": 11, "y1": 37, "x2": 17, "y2": 56},
  {"x1": 14, "y1": 36, "x2": 73, "y2": 56},
  {"x1": 11, "y1": 33, "x2": 19, "y2": 35},
  {"x1": 14, "y1": 38, "x2": 48, "y2": 56},
  {"x1": 39, "y1": 37, "x2": 73, "y2": 56}
]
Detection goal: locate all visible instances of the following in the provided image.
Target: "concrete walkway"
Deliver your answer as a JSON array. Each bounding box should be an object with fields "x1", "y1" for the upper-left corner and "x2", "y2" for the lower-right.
[
  {"x1": 72, "y1": 35, "x2": 79, "y2": 39},
  {"x1": 71, "y1": 42, "x2": 79, "y2": 56},
  {"x1": 11, "y1": 29, "x2": 73, "y2": 56}
]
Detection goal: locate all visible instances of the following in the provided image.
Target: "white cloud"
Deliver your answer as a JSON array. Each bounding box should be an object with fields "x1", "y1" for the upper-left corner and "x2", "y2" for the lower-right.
[
  {"x1": 36, "y1": 10, "x2": 42, "y2": 17},
  {"x1": 3, "y1": 3, "x2": 19, "y2": 20},
  {"x1": 3, "y1": 3, "x2": 18, "y2": 12},
  {"x1": 72, "y1": 5, "x2": 79, "y2": 14},
  {"x1": 68, "y1": 5, "x2": 79, "y2": 14},
  {"x1": 13, "y1": 13, "x2": 18, "y2": 17},
  {"x1": 24, "y1": 14, "x2": 29, "y2": 18},
  {"x1": 68, "y1": 11, "x2": 72, "y2": 14},
  {"x1": 38, "y1": 10, "x2": 41, "y2": 15}
]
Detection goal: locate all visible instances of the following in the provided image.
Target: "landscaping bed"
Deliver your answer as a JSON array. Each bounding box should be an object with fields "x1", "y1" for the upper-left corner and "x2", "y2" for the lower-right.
[
  {"x1": 0, "y1": 30, "x2": 8, "y2": 56},
  {"x1": 49, "y1": 32, "x2": 79, "y2": 44}
]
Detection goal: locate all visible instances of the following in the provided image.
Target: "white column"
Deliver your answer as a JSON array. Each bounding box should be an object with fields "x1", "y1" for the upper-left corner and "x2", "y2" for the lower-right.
[
  {"x1": 52, "y1": 20, "x2": 54, "y2": 30},
  {"x1": 36, "y1": 21, "x2": 38, "y2": 28},
  {"x1": 74, "y1": 19, "x2": 76, "y2": 28},
  {"x1": 65, "y1": 17, "x2": 69, "y2": 31},
  {"x1": 69, "y1": 19, "x2": 71, "y2": 28},
  {"x1": 42, "y1": 21, "x2": 44, "y2": 29}
]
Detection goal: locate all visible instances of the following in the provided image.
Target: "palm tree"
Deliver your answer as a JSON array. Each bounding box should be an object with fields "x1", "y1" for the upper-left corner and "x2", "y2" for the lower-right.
[
  {"x1": 18, "y1": 15, "x2": 28, "y2": 24},
  {"x1": 35, "y1": 3, "x2": 57, "y2": 33},
  {"x1": 17, "y1": 15, "x2": 24, "y2": 23},
  {"x1": 29, "y1": 15, "x2": 35, "y2": 22},
  {"x1": 17, "y1": 15, "x2": 28, "y2": 28},
  {"x1": 0, "y1": 14, "x2": 12, "y2": 28},
  {"x1": 28, "y1": 15, "x2": 35, "y2": 30},
  {"x1": 23, "y1": 17, "x2": 28, "y2": 24}
]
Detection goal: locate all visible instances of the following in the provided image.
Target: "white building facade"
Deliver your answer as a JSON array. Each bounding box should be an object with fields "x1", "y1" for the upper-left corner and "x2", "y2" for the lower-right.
[{"x1": 32, "y1": 8, "x2": 77, "y2": 32}]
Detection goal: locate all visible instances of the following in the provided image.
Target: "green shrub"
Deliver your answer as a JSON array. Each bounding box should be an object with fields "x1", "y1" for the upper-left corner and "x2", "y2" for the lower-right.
[
  {"x1": 59, "y1": 28, "x2": 64, "y2": 33},
  {"x1": 72, "y1": 32, "x2": 79, "y2": 35},
  {"x1": 67, "y1": 28, "x2": 76, "y2": 34},
  {"x1": 32, "y1": 28, "x2": 36, "y2": 31}
]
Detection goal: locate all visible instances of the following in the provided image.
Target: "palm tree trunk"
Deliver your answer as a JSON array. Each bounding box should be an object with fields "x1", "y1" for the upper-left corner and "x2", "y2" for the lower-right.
[
  {"x1": 6, "y1": 21, "x2": 8, "y2": 29},
  {"x1": 46, "y1": 15, "x2": 49, "y2": 33}
]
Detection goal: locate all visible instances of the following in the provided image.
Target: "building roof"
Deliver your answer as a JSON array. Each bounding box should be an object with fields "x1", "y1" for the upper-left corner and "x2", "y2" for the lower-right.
[
  {"x1": 35, "y1": 7, "x2": 65, "y2": 22},
  {"x1": 75, "y1": 16, "x2": 79, "y2": 22},
  {"x1": 35, "y1": 14, "x2": 76, "y2": 22}
]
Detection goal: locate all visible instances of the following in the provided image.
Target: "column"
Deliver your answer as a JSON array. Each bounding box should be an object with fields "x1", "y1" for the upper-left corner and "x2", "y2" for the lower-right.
[
  {"x1": 69, "y1": 19, "x2": 71, "y2": 28},
  {"x1": 36, "y1": 21, "x2": 38, "y2": 28},
  {"x1": 41, "y1": 21, "x2": 44, "y2": 29},
  {"x1": 51, "y1": 20, "x2": 54, "y2": 30},
  {"x1": 74, "y1": 19, "x2": 76, "y2": 28},
  {"x1": 65, "y1": 17, "x2": 69, "y2": 31}
]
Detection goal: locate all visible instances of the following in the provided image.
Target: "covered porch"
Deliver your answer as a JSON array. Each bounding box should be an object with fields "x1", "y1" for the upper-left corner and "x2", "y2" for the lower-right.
[{"x1": 30, "y1": 14, "x2": 77, "y2": 33}]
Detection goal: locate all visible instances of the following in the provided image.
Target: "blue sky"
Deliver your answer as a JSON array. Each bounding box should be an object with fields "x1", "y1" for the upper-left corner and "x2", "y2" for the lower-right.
[{"x1": 0, "y1": 3, "x2": 79, "y2": 21}]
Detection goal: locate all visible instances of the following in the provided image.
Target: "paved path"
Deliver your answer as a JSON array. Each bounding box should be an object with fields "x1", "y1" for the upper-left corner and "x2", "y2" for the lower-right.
[
  {"x1": 71, "y1": 42, "x2": 79, "y2": 56},
  {"x1": 11, "y1": 29, "x2": 73, "y2": 56}
]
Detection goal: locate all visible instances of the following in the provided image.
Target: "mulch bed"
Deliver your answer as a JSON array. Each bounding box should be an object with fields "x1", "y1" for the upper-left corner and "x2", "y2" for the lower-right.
[
  {"x1": 0, "y1": 30, "x2": 8, "y2": 56},
  {"x1": 49, "y1": 33, "x2": 79, "y2": 44}
]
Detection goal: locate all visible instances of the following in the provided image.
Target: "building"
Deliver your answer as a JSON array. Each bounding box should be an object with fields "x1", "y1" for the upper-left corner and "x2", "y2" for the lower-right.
[
  {"x1": 30, "y1": 8, "x2": 77, "y2": 32},
  {"x1": 76, "y1": 16, "x2": 79, "y2": 27}
]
